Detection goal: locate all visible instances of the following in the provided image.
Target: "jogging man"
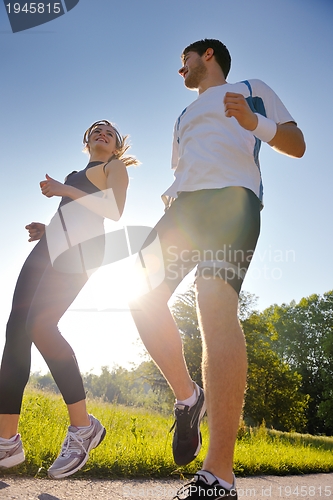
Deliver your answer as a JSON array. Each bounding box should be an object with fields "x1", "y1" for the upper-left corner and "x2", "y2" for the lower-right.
[{"x1": 130, "y1": 39, "x2": 305, "y2": 499}]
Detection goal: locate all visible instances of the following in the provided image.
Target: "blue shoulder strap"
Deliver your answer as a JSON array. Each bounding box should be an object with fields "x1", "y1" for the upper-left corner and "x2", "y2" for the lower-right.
[
  {"x1": 242, "y1": 80, "x2": 266, "y2": 117},
  {"x1": 241, "y1": 80, "x2": 264, "y2": 202},
  {"x1": 242, "y1": 79, "x2": 252, "y2": 96}
]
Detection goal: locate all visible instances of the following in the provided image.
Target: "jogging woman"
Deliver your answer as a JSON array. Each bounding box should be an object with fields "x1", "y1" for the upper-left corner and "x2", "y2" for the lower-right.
[{"x1": 0, "y1": 120, "x2": 138, "y2": 478}]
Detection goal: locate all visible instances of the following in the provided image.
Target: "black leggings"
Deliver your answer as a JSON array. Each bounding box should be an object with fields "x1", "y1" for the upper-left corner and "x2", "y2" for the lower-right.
[{"x1": 0, "y1": 235, "x2": 90, "y2": 414}]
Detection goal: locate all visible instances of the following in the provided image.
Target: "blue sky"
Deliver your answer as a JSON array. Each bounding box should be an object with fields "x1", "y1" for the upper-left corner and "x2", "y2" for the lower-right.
[{"x1": 1, "y1": 0, "x2": 332, "y2": 374}]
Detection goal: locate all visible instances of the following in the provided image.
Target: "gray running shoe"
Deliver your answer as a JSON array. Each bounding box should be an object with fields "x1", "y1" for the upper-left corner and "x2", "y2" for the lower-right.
[
  {"x1": 0, "y1": 434, "x2": 25, "y2": 468},
  {"x1": 173, "y1": 470, "x2": 238, "y2": 499},
  {"x1": 171, "y1": 383, "x2": 206, "y2": 465},
  {"x1": 48, "y1": 414, "x2": 106, "y2": 479}
]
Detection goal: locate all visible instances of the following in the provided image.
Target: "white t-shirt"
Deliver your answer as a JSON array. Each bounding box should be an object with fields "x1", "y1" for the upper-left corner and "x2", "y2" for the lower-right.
[{"x1": 162, "y1": 79, "x2": 295, "y2": 208}]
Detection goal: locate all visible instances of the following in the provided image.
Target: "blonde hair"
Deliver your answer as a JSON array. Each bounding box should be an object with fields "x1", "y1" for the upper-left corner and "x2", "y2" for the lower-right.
[{"x1": 83, "y1": 120, "x2": 139, "y2": 167}]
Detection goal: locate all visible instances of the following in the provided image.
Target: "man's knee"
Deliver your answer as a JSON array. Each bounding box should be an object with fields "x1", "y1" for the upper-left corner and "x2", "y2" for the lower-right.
[
  {"x1": 129, "y1": 282, "x2": 172, "y2": 314},
  {"x1": 195, "y1": 276, "x2": 240, "y2": 326},
  {"x1": 196, "y1": 275, "x2": 239, "y2": 301}
]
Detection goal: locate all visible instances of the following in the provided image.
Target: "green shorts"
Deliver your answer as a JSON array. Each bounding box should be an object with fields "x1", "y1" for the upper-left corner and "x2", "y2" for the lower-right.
[{"x1": 143, "y1": 187, "x2": 261, "y2": 295}]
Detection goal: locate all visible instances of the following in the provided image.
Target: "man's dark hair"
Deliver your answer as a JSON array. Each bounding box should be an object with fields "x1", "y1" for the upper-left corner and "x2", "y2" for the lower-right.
[{"x1": 182, "y1": 39, "x2": 231, "y2": 78}]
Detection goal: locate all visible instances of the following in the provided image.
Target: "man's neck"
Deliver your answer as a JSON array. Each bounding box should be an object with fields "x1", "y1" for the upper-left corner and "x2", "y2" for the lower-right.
[{"x1": 197, "y1": 75, "x2": 227, "y2": 94}]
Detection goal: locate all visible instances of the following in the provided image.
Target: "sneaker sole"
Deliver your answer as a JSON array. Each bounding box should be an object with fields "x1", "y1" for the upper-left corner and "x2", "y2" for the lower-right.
[
  {"x1": 0, "y1": 450, "x2": 25, "y2": 468},
  {"x1": 192, "y1": 398, "x2": 207, "y2": 458},
  {"x1": 48, "y1": 427, "x2": 106, "y2": 479}
]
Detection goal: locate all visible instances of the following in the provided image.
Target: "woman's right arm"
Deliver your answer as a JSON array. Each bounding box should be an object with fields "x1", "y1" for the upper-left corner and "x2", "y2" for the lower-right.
[{"x1": 25, "y1": 222, "x2": 45, "y2": 242}]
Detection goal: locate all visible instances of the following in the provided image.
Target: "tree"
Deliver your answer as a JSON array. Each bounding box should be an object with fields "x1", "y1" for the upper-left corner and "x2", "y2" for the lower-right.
[
  {"x1": 243, "y1": 312, "x2": 308, "y2": 432},
  {"x1": 30, "y1": 371, "x2": 59, "y2": 394},
  {"x1": 263, "y1": 291, "x2": 333, "y2": 434},
  {"x1": 84, "y1": 366, "x2": 129, "y2": 403},
  {"x1": 131, "y1": 361, "x2": 174, "y2": 411}
]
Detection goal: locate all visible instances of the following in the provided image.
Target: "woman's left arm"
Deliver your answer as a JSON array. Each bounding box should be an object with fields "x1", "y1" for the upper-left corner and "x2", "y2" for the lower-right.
[
  {"x1": 40, "y1": 160, "x2": 129, "y2": 221},
  {"x1": 103, "y1": 159, "x2": 129, "y2": 219}
]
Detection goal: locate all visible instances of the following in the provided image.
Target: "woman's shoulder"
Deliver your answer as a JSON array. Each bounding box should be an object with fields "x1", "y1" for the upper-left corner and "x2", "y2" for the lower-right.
[
  {"x1": 103, "y1": 159, "x2": 127, "y2": 174},
  {"x1": 64, "y1": 170, "x2": 78, "y2": 182}
]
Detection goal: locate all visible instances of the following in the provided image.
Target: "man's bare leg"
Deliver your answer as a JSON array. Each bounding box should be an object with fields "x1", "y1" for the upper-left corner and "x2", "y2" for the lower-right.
[
  {"x1": 196, "y1": 276, "x2": 247, "y2": 484},
  {"x1": 130, "y1": 282, "x2": 194, "y2": 401}
]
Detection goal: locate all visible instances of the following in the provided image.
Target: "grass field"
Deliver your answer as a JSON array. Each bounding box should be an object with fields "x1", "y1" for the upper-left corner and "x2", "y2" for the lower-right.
[{"x1": 3, "y1": 389, "x2": 333, "y2": 479}]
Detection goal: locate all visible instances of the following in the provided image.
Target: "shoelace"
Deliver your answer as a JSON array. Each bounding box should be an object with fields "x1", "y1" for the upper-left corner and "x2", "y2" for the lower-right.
[
  {"x1": 169, "y1": 406, "x2": 191, "y2": 439},
  {"x1": 173, "y1": 474, "x2": 202, "y2": 499},
  {"x1": 60, "y1": 431, "x2": 86, "y2": 457}
]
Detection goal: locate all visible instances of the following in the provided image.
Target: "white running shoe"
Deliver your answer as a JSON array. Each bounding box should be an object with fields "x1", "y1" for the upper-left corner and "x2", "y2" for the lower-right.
[
  {"x1": 0, "y1": 434, "x2": 25, "y2": 468},
  {"x1": 48, "y1": 414, "x2": 106, "y2": 479}
]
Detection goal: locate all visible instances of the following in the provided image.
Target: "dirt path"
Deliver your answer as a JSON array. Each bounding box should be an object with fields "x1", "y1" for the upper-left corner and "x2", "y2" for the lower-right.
[{"x1": 1, "y1": 473, "x2": 333, "y2": 499}]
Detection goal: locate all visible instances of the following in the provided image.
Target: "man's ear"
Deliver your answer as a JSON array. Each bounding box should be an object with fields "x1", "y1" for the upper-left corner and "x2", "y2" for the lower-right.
[{"x1": 205, "y1": 48, "x2": 214, "y2": 61}]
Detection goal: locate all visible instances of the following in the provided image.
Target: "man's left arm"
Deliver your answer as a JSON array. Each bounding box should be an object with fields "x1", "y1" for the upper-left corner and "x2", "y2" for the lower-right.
[
  {"x1": 268, "y1": 121, "x2": 305, "y2": 158},
  {"x1": 224, "y1": 92, "x2": 306, "y2": 158}
]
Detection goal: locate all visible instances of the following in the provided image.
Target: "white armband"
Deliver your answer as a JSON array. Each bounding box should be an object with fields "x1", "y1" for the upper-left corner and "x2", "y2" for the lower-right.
[{"x1": 252, "y1": 113, "x2": 277, "y2": 143}]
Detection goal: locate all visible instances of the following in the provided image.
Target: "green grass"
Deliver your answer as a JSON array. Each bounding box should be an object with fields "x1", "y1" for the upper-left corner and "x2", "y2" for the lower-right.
[
  {"x1": 4, "y1": 389, "x2": 333, "y2": 478},
  {"x1": 234, "y1": 425, "x2": 333, "y2": 476}
]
